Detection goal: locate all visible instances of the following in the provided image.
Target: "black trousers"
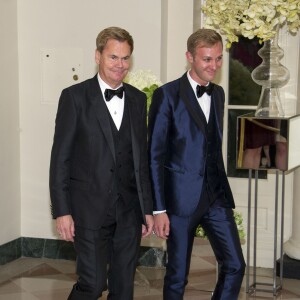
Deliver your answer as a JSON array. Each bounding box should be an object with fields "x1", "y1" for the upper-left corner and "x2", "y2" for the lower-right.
[{"x1": 68, "y1": 200, "x2": 142, "y2": 300}]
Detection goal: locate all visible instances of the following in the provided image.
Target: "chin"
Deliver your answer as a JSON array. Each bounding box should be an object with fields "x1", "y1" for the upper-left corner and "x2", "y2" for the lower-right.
[
  {"x1": 207, "y1": 73, "x2": 216, "y2": 81},
  {"x1": 113, "y1": 74, "x2": 126, "y2": 82}
]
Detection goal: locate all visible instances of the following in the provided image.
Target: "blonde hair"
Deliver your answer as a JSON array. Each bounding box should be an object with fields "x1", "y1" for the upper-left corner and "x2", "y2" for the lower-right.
[{"x1": 187, "y1": 28, "x2": 223, "y2": 56}]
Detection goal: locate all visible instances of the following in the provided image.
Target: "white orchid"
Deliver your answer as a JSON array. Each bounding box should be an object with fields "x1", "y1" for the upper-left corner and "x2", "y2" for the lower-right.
[
  {"x1": 124, "y1": 70, "x2": 162, "y2": 114},
  {"x1": 202, "y1": 0, "x2": 300, "y2": 48},
  {"x1": 124, "y1": 70, "x2": 161, "y2": 92}
]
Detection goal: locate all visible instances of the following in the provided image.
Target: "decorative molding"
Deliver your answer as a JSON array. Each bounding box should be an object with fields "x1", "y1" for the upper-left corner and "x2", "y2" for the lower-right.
[
  {"x1": 277, "y1": 254, "x2": 300, "y2": 279},
  {"x1": 0, "y1": 238, "x2": 21, "y2": 265},
  {"x1": 0, "y1": 237, "x2": 166, "y2": 268}
]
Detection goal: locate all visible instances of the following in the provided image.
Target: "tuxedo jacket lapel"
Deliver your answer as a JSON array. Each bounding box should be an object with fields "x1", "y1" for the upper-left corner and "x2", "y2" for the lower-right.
[
  {"x1": 125, "y1": 87, "x2": 140, "y2": 163},
  {"x1": 211, "y1": 87, "x2": 224, "y2": 139},
  {"x1": 89, "y1": 76, "x2": 116, "y2": 164},
  {"x1": 179, "y1": 74, "x2": 207, "y2": 138}
]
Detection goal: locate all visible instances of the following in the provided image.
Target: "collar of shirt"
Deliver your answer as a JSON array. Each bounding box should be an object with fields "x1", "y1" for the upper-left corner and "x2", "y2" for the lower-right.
[
  {"x1": 97, "y1": 73, "x2": 124, "y2": 130},
  {"x1": 186, "y1": 71, "x2": 211, "y2": 123}
]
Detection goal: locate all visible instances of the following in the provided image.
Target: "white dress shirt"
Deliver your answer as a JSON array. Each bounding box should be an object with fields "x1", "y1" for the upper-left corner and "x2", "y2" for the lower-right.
[
  {"x1": 187, "y1": 70, "x2": 211, "y2": 123},
  {"x1": 97, "y1": 73, "x2": 124, "y2": 130}
]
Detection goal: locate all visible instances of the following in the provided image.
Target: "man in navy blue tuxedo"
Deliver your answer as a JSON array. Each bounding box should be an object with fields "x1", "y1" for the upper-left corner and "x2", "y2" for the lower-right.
[
  {"x1": 50, "y1": 27, "x2": 153, "y2": 300},
  {"x1": 148, "y1": 28, "x2": 245, "y2": 300}
]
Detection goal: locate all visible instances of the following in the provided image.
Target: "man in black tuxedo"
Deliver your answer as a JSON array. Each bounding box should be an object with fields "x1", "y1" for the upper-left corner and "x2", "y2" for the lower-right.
[{"x1": 49, "y1": 26, "x2": 154, "y2": 300}]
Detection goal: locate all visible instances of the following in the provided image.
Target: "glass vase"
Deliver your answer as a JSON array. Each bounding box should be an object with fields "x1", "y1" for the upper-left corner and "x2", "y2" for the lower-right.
[{"x1": 251, "y1": 27, "x2": 290, "y2": 117}]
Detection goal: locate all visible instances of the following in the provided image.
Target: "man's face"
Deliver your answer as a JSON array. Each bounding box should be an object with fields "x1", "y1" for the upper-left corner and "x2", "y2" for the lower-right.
[
  {"x1": 95, "y1": 39, "x2": 131, "y2": 88},
  {"x1": 186, "y1": 41, "x2": 223, "y2": 86}
]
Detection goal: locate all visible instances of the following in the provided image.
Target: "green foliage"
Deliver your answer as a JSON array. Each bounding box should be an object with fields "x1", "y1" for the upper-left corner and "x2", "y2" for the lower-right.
[
  {"x1": 229, "y1": 58, "x2": 261, "y2": 106},
  {"x1": 142, "y1": 84, "x2": 159, "y2": 114},
  {"x1": 195, "y1": 211, "x2": 246, "y2": 240}
]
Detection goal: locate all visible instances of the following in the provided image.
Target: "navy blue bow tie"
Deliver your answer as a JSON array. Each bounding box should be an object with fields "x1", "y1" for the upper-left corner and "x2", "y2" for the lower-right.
[
  {"x1": 196, "y1": 83, "x2": 213, "y2": 98},
  {"x1": 104, "y1": 86, "x2": 124, "y2": 101}
]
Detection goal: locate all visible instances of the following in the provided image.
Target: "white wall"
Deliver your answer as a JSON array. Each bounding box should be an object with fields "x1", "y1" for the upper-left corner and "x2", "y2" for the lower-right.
[
  {"x1": 1, "y1": 0, "x2": 299, "y2": 268},
  {"x1": 0, "y1": 0, "x2": 194, "y2": 245},
  {"x1": 17, "y1": 0, "x2": 196, "y2": 240},
  {"x1": 17, "y1": 0, "x2": 162, "y2": 239},
  {"x1": 161, "y1": 0, "x2": 194, "y2": 82},
  {"x1": 0, "y1": 0, "x2": 21, "y2": 245}
]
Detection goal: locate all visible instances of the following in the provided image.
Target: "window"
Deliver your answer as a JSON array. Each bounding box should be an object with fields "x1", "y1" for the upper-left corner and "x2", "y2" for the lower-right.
[{"x1": 227, "y1": 36, "x2": 267, "y2": 178}]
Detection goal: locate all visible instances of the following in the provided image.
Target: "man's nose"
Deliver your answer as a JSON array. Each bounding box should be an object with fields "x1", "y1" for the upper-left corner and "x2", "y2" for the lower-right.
[
  {"x1": 210, "y1": 60, "x2": 217, "y2": 70},
  {"x1": 116, "y1": 58, "x2": 124, "y2": 67}
]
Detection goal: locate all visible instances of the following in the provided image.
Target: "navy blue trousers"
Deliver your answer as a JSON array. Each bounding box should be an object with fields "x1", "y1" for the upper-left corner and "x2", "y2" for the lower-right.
[{"x1": 164, "y1": 207, "x2": 245, "y2": 300}]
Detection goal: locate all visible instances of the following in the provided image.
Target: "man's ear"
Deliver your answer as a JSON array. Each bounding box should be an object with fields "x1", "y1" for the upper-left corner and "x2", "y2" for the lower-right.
[
  {"x1": 186, "y1": 51, "x2": 193, "y2": 64},
  {"x1": 95, "y1": 49, "x2": 100, "y2": 65}
]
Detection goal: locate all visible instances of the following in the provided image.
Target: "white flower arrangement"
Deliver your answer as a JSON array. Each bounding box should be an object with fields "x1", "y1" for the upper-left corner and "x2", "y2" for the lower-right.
[
  {"x1": 202, "y1": 0, "x2": 300, "y2": 48},
  {"x1": 195, "y1": 211, "x2": 246, "y2": 240},
  {"x1": 124, "y1": 70, "x2": 162, "y2": 113}
]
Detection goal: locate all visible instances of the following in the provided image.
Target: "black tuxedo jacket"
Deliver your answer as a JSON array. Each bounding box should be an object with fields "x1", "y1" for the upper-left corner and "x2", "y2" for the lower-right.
[{"x1": 49, "y1": 75, "x2": 153, "y2": 229}]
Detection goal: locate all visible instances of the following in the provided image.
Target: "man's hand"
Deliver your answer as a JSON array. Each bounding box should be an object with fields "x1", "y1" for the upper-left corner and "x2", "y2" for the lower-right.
[
  {"x1": 142, "y1": 214, "x2": 154, "y2": 238},
  {"x1": 154, "y1": 213, "x2": 170, "y2": 239},
  {"x1": 56, "y1": 215, "x2": 75, "y2": 242}
]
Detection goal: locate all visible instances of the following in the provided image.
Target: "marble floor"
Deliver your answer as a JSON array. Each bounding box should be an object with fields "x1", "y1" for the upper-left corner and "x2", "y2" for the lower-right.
[{"x1": 0, "y1": 239, "x2": 299, "y2": 300}]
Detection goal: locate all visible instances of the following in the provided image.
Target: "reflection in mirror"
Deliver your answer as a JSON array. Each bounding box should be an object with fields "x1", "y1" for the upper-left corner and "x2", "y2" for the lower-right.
[
  {"x1": 237, "y1": 115, "x2": 288, "y2": 171},
  {"x1": 229, "y1": 36, "x2": 262, "y2": 106},
  {"x1": 228, "y1": 109, "x2": 267, "y2": 178}
]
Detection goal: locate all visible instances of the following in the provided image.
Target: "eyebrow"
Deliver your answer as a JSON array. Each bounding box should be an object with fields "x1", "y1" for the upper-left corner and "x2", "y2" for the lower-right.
[
  {"x1": 203, "y1": 54, "x2": 223, "y2": 59},
  {"x1": 110, "y1": 54, "x2": 131, "y2": 59}
]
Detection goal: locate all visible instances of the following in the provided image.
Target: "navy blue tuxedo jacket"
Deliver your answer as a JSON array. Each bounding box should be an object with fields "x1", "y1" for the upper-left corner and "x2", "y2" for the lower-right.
[
  {"x1": 148, "y1": 73, "x2": 234, "y2": 217},
  {"x1": 49, "y1": 75, "x2": 153, "y2": 229}
]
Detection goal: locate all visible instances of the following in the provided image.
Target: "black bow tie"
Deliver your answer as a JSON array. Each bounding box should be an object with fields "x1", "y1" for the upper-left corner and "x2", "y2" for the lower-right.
[
  {"x1": 196, "y1": 83, "x2": 214, "y2": 98},
  {"x1": 104, "y1": 86, "x2": 124, "y2": 101}
]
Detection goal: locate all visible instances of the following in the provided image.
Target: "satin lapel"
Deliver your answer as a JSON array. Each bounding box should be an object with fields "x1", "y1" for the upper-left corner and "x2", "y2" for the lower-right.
[
  {"x1": 211, "y1": 87, "x2": 224, "y2": 139},
  {"x1": 179, "y1": 74, "x2": 207, "y2": 138},
  {"x1": 89, "y1": 75, "x2": 116, "y2": 164},
  {"x1": 125, "y1": 88, "x2": 140, "y2": 163}
]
